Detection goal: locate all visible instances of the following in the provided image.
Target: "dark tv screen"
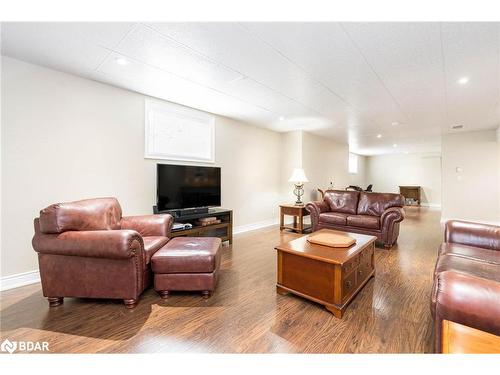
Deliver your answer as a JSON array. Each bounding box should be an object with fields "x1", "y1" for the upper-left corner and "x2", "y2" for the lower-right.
[{"x1": 156, "y1": 164, "x2": 221, "y2": 211}]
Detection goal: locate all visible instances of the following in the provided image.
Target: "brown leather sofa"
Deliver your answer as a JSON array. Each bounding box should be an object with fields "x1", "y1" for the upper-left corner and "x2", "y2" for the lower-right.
[
  {"x1": 431, "y1": 220, "x2": 500, "y2": 352},
  {"x1": 306, "y1": 190, "x2": 405, "y2": 249},
  {"x1": 32, "y1": 197, "x2": 173, "y2": 308}
]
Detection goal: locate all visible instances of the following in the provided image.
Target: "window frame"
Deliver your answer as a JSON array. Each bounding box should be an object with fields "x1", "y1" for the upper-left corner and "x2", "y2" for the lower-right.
[{"x1": 144, "y1": 99, "x2": 215, "y2": 163}]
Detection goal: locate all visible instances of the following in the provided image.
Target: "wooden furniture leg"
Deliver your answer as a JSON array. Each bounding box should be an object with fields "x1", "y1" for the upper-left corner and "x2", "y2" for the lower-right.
[
  {"x1": 158, "y1": 291, "x2": 170, "y2": 299},
  {"x1": 123, "y1": 299, "x2": 138, "y2": 309},
  {"x1": 47, "y1": 297, "x2": 63, "y2": 307}
]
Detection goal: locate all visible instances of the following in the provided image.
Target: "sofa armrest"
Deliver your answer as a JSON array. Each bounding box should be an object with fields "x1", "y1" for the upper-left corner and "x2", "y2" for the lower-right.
[
  {"x1": 32, "y1": 229, "x2": 143, "y2": 259},
  {"x1": 305, "y1": 201, "x2": 329, "y2": 215},
  {"x1": 306, "y1": 201, "x2": 329, "y2": 231},
  {"x1": 433, "y1": 271, "x2": 500, "y2": 346},
  {"x1": 381, "y1": 207, "x2": 405, "y2": 226},
  {"x1": 120, "y1": 214, "x2": 173, "y2": 237},
  {"x1": 445, "y1": 220, "x2": 500, "y2": 251}
]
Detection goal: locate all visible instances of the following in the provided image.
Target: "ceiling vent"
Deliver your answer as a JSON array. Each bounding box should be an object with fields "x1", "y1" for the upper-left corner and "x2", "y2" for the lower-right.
[{"x1": 451, "y1": 125, "x2": 464, "y2": 130}]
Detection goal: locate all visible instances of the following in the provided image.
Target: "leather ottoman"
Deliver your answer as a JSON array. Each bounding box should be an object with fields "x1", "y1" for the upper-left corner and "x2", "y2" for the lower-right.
[{"x1": 151, "y1": 237, "x2": 222, "y2": 298}]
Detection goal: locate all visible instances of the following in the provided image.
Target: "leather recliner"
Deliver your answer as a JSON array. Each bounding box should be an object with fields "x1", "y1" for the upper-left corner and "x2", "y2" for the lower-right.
[
  {"x1": 306, "y1": 190, "x2": 405, "y2": 249},
  {"x1": 431, "y1": 220, "x2": 500, "y2": 352},
  {"x1": 32, "y1": 197, "x2": 173, "y2": 308}
]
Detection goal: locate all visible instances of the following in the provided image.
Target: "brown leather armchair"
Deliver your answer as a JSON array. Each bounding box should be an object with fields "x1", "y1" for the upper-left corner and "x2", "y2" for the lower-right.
[
  {"x1": 306, "y1": 190, "x2": 405, "y2": 249},
  {"x1": 431, "y1": 220, "x2": 500, "y2": 352},
  {"x1": 32, "y1": 197, "x2": 173, "y2": 308}
]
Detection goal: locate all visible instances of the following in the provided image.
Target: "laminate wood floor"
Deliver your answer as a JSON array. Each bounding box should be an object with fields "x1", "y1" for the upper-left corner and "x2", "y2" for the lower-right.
[{"x1": 0, "y1": 207, "x2": 441, "y2": 353}]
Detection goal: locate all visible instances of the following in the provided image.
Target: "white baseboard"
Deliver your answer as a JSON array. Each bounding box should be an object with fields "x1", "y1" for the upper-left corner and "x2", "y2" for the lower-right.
[
  {"x1": 420, "y1": 203, "x2": 441, "y2": 209},
  {"x1": 233, "y1": 218, "x2": 278, "y2": 235},
  {"x1": 1, "y1": 219, "x2": 279, "y2": 292},
  {"x1": 1, "y1": 270, "x2": 40, "y2": 291}
]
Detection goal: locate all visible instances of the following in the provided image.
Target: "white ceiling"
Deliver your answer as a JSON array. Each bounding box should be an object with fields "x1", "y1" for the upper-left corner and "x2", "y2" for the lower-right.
[{"x1": 2, "y1": 22, "x2": 499, "y2": 155}]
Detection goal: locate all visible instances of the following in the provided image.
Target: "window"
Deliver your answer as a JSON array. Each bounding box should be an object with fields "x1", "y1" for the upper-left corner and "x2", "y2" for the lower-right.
[
  {"x1": 145, "y1": 99, "x2": 215, "y2": 163},
  {"x1": 349, "y1": 153, "x2": 358, "y2": 174}
]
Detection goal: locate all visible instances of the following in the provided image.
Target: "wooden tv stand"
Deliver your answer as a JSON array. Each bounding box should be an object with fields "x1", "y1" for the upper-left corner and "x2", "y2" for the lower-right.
[{"x1": 168, "y1": 208, "x2": 233, "y2": 244}]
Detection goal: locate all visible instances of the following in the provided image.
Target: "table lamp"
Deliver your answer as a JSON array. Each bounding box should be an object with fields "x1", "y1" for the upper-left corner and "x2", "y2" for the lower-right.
[{"x1": 288, "y1": 168, "x2": 309, "y2": 205}]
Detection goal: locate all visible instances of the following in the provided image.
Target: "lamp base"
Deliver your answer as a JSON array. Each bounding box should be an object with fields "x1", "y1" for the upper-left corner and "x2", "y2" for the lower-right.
[{"x1": 293, "y1": 184, "x2": 305, "y2": 205}]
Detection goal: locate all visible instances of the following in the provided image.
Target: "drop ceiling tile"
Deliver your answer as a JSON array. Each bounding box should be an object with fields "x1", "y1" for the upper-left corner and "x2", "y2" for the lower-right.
[
  {"x1": 114, "y1": 24, "x2": 244, "y2": 88},
  {"x1": 96, "y1": 52, "x2": 273, "y2": 123},
  {"x1": 241, "y1": 22, "x2": 402, "y2": 116},
  {"x1": 441, "y1": 22, "x2": 500, "y2": 130},
  {"x1": 341, "y1": 22, "x2": 447, "y2": 126},
  {"x1": 147, "y1": 22, "x2": 349, "y2": 117},
  {"x1": 1, "y1": 22, "x2": 135, "y2": 74}
]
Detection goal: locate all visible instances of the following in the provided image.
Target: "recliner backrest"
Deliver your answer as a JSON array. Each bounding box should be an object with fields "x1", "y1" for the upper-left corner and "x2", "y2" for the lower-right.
[
  {"x1": 357, "y1": 192, "x2": 404, "y2": 216},
  {"x1": 323, "y1": 190, "x2": 360, "y2": 214},
  {"x1": 38, "y1": 197, "x2": 122, "y2": 234}
]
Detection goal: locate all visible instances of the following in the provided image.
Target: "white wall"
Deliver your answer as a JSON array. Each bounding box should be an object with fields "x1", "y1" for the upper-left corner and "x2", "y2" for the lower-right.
[
  {"x1": 302, "y1": 131, "x2": 350, "y2": 202},
  {"x1": 441, "y1": 130, "x2": 500, "y2": 223},
  {"x1": 278, "y1": 131, "x2": 366, "y2": 203},
  {"x1": 366, "y1": 153, "x2": 442, "y2": 207},
  {"x1": 1, "y1": 57, "x2": 282, "y2": 277},
  {"x1": 348, "y1": 154, "x2": 368, "y2": 189},
  {"x1": 279, "y1": 130, "x2": 303, "y2": 201}
]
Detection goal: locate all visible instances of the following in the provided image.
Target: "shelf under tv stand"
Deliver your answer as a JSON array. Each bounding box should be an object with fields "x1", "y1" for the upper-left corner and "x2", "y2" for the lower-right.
[{"x1": 168, "y1": 208, "x2": 233, "y2": 244}]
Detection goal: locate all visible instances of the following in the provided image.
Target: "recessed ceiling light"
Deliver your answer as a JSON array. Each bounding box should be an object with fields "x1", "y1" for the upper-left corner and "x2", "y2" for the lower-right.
[
  {"x1": 115, "y1": 57, "x2": 129, "y2": 66},
  {"x1": 391, "y1": 121, "x2": 399, "y2": 126},
  {"x1": 404, "y1": 151, "x2": 409, "y2": 154},
  {"x1": 279, "y1": 116, "x2": 285, "y2": 121},
  {"x1": 376, "y1": 134, "x2": 382, "y2": 138},
  {"x1": 393, "y1": 144, "x2": 398, "y2": 148},
  {"x1": 457, "y1": 77, "x2": 469, "y2": 85}
]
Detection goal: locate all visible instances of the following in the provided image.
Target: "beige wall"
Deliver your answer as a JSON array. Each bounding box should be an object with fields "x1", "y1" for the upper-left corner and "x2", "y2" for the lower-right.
[
  {"x1": 1, "y1": 57, "x2": 282, "y2": 277},
  {"x1": 279, "y1": 130, "x2": 303, "y2": 201},
  {"x1": 441, "y1": 130, "x2": 500, "y2": 223},
  {"x1": 279, "y1": 131, "x2": 368, "y2": 203},
  {"x1": 348, "y1": 154, "x2": 368, "y2": 189},
  {"x1": 366, "y1": 153, "x2": 442, "y2": 207},
  {"x1": 302, "y1": 131, "x2": 350, "y2": 202}
]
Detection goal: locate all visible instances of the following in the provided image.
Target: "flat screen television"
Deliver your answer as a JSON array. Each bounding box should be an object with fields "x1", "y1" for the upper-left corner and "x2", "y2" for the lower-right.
[{"x1": 156, "y1": 164, "x2": 221, "y2": 211}]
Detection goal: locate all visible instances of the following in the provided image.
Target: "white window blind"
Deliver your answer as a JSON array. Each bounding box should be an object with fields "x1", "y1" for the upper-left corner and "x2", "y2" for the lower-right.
[{"x1": 145, "y1": 99, "x2": 215, "y2": 163}]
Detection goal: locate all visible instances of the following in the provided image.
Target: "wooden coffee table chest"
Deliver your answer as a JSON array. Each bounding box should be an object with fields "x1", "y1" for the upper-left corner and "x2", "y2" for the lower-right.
[{"x1": 275, "y1": 229, "x2": 377, "y2": 318}]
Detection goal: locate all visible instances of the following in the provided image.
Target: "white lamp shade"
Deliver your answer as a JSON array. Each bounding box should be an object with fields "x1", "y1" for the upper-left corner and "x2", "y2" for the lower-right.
[{"x1": 288, "y1": 168, "x2": 309, "y2": 183}]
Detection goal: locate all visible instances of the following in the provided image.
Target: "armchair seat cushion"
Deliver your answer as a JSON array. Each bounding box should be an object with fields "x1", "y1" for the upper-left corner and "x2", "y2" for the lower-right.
[
  {"x1": 439, "y1": 243, "x2": 500, "y2": 265},
  {"x1": 319, "y1": 212, "x2": 348, "y2": 226},
  {"x1": 347, "y1": 214, "x2": 380, "y2": 229},
  {"x1": 143, "y1": 236, "x2": 170, "y2": 264},
  {"x1": 434, "y1": 254, "x2": 500, "y2": 281}
]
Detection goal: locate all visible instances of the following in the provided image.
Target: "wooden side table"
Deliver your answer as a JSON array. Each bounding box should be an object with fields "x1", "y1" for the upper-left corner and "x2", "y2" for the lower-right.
[
  {"x1": 279, "y1": 204, "x2": 311, "y2": 234},
  {"x1": 399, "y1": 185, "x2": 421, "y2": 206}
]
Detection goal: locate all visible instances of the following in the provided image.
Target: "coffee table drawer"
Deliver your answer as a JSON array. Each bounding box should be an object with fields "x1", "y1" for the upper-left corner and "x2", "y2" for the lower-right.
[
  {"x1": 342, "y1": 254, "x2": 359, "y2": 274},
  {"x1": 359, "y1": 244, "x2": 374, "y2": 266},
  {"x1": 342, "y1": 269, "x2": 357, "y2": 302},
  {"x1": 357, "y1": 261, "x2": 373, "y2": 285}
]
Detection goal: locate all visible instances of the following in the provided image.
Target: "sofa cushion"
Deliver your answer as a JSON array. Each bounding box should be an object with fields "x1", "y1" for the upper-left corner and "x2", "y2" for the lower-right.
[
  {"x1": 319, "y1": 212, "x2": 348, "y2": 226},
  {"x1": 439, "y1": 243, "x2": 500, "y2": 265},
  {"x1": 346, "y1": 215, "x2": 380, "y2": 229},
  {"x1": 143, "y1": 236, "x2": 170, "y2": 264},
  {"x1": 151, "y1": 237, "x2": 222, "y2": 274},
  {"x1": 357, "y1": 192, "x2": 404, "y2": 216},
  {"x1": 434, "y1": 254, "x2": 500, "y2": 282},
  {"x1": 39, "y1": 197, "x2": 122, "y2": 234},
  {"x1": 323, "y1": 190, "x2": 360, "y2": 214}
]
